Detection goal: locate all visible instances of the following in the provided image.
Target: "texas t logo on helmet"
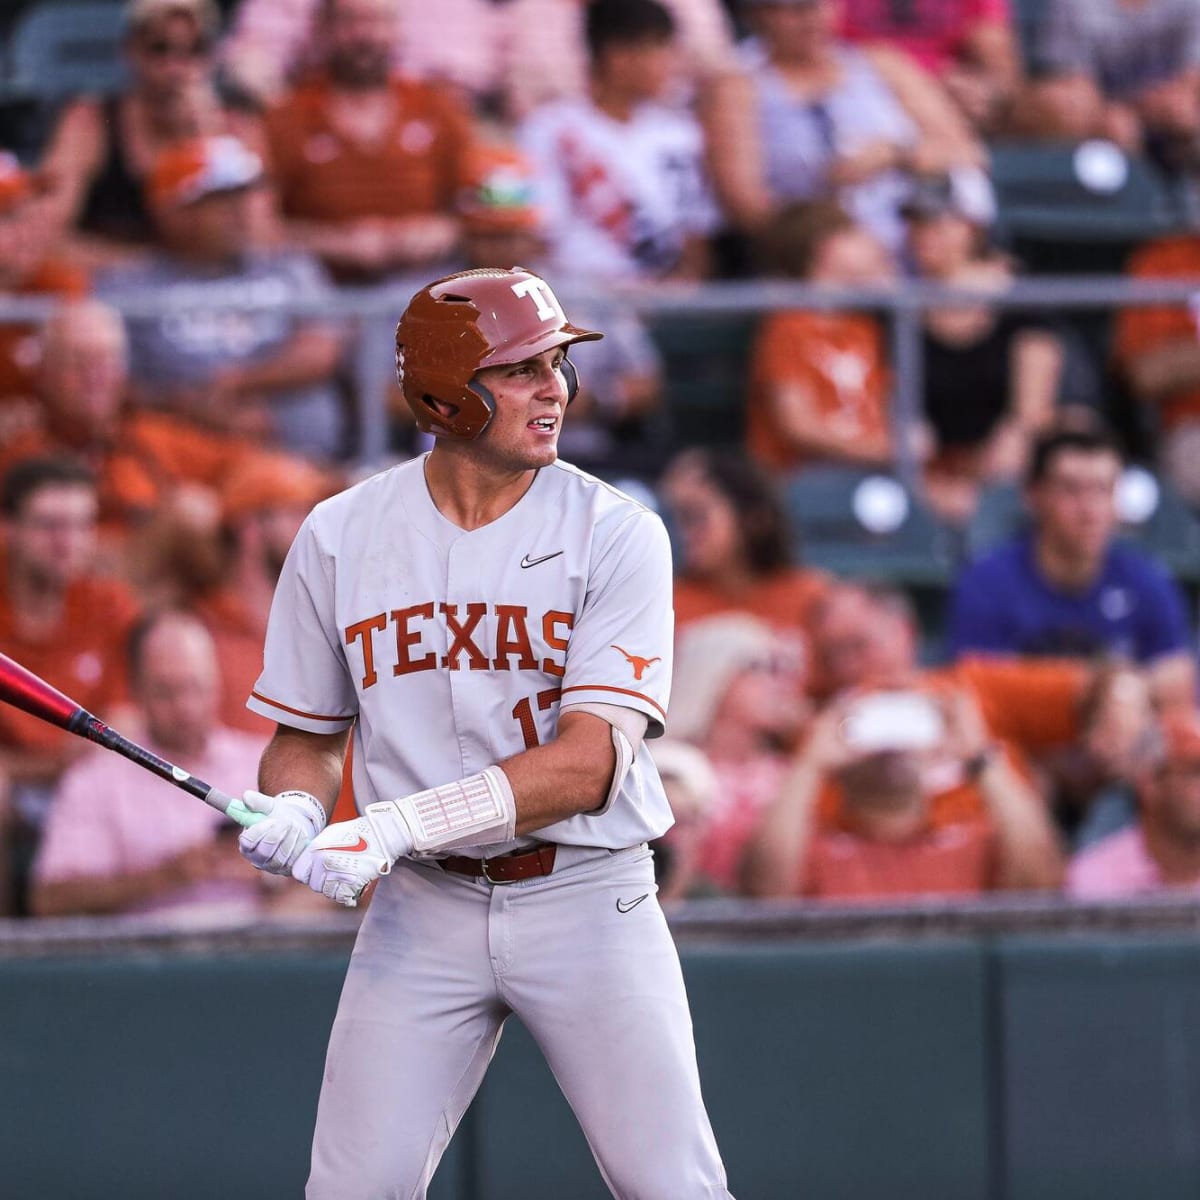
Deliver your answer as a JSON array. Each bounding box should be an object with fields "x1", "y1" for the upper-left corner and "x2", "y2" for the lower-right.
[{"x1": 394, "y1": 266, "x2": 603, "y2": 440}]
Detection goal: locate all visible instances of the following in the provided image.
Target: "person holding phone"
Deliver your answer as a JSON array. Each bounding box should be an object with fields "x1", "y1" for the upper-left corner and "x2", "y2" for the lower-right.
[{"x1": 741, "y1": 684, "x2": 1065, "y2": 899}]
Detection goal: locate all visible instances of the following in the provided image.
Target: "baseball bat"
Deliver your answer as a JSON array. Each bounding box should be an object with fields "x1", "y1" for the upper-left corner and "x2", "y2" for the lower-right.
[{"x1": 0, "y1": 650, "x2": 263, "y2": 828}]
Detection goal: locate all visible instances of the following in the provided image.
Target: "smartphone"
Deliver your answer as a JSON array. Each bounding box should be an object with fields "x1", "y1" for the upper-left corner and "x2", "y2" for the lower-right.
[{"x1": 840, "y1": 691, "x2": 945, "y2": 753}]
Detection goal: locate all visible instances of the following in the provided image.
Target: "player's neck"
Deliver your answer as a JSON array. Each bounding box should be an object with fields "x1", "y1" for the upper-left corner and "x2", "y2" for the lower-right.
[
  {"x1": 423, "y1": 448, "x2": 538, "y2": 532},
  {"x1": 589, "y1": 78, "x2": 639, "y2": 123}
]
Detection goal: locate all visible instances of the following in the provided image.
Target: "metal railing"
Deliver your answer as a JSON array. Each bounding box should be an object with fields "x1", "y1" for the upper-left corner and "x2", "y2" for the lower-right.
[{"x1": 6, "y1": 274, "x2": 1200, "y2": 467}]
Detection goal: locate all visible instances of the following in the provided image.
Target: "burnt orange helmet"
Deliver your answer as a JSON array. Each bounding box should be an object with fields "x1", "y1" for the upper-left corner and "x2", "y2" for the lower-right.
[{"x1": 394, "y1": 267, "x2": 604, "y2": 440}]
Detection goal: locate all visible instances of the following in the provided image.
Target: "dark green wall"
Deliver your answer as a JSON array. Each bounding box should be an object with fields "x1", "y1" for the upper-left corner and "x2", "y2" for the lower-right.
[{"x1": 1, "y1": 933, "x2": 1198, "y2": 1198}]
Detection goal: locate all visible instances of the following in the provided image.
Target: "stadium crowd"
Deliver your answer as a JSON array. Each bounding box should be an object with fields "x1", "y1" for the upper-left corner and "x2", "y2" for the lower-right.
[{"x1": 3, "y1": 0, "x2": 1200, "y2": 918}]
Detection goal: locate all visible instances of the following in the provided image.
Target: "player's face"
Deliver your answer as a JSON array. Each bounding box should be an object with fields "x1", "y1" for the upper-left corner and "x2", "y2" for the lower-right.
[{"x1": 472, "y1": 346, "x2": 570, "y2": 472}]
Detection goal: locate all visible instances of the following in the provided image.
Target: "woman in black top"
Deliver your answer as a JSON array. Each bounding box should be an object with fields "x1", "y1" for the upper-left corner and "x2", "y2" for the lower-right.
[
  {"x1": 38, "y1": 0, "x2": 265, "y2": 256},
  {"x1": 902, "y1": 170, "x2": 1064, "y2": 526}
]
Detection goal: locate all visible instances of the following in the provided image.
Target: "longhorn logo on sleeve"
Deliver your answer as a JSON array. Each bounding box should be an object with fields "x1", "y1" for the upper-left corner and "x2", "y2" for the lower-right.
[{"x1": 611, "y1": 645, "x2": 661, "y2": 681}]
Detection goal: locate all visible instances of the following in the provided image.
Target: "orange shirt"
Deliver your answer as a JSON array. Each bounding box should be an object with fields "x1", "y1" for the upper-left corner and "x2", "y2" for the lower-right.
[
  {"x1": 190, "y1": 587, "x2": 359, "y2": 823},
  {"x1": 746, "y1": 310, "x2": 890, "y2": 473},
  {"x1": 0, "y1": 258, "x2": 90, "y2": 402},
  {"x1": 805, "y1": 818, "x2": 995, "y2": 900},
  {"x1": 673, "y1": 567, "x2": 831, "y2": 638},
  {"x1": 0, "y1": 411, "x2": 255, "y2": 532},
  {"x1": 0, "y1": 558, "x2": 138, "y2": 755},
  {"x1": 674, "y1": 567, "x2": 832, "y2": 696},
  {"x1": 190, "y1": 588, "x2": 272, "y2": 739},
  {"x1": 265, "y1": 76, "x2": 475, "y2": 225},
  {"x1": 1113, "y1": 234, "x2": 1200, "y2": 429}
]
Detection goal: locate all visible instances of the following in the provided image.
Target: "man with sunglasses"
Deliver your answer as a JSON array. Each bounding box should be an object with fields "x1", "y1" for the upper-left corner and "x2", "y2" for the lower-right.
[{"x1": 39, "y1": 0, "x2": 263, "y2": 252}]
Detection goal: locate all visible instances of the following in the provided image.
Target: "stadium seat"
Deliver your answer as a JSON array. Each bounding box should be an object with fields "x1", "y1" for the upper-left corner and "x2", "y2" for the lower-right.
[
  {"x1": 784, "y1": 466, "x2": 957, "y2": 587},
  {"x1": 990, "y1": 141, "x2": 1178, "y2": 244},
  {"x1": 646, "y1": 313, "x2": 757, "y2": 449},
  {"x1": 3, "y1": 1, "x2": 127, "y2": 101}
]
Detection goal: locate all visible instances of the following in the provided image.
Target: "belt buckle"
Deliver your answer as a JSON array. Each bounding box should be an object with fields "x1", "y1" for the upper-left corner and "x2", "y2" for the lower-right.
[{"x1": 480, "y1": 856, "x2": 516, "y2": 885}]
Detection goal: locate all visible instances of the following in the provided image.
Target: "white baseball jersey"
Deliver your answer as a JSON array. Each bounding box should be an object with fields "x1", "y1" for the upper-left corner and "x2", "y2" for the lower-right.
[
  {"x1": 247, "y1": 455, "x2": 676, "y2": 852},
  {"x1": 518, "y1": 97, "x2": 721, "y2": 280}
]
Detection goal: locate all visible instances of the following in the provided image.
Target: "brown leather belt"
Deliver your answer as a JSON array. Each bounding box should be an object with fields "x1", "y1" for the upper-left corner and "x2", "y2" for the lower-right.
[{"x1": 438, "y1": 844, "x2": 557, "y2": 885}]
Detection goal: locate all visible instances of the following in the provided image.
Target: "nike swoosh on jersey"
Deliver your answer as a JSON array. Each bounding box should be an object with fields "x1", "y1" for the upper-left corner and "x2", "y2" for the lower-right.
[
  {"x1": 521, "y1": 550, "x2": 564, "y2": 568},
  {"x1": 616, "y1": 894, "x2": 649, "y2": 914},
  {"x1": 324, "y1": 837, "x2": 370, "y2": 853}
]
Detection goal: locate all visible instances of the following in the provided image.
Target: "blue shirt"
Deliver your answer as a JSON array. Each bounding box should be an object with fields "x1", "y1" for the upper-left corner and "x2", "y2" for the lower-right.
[{"x1": 948, "y1": 535, "x2": 1192, "y2": 663}]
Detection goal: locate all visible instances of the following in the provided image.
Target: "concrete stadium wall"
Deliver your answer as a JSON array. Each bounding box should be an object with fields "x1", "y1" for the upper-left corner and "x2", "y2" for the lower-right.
[{"x1": 1, "y1": 931, "x2": 1199, "y2": 1198}]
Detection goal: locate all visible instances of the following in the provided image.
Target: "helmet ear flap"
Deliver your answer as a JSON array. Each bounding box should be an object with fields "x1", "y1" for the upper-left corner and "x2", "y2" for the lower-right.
[
  {"x1": 561, "y1": 354, "x2": 579, "y2": 404},
  {"x1": 464, "y1": 379, "x2": 497, "y2": 436}
]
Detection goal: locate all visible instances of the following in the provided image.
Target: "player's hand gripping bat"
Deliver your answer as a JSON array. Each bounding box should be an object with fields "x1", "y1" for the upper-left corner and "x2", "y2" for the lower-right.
[{"x1": 0, "y1": 650, "x2": 264, "y2": 828}]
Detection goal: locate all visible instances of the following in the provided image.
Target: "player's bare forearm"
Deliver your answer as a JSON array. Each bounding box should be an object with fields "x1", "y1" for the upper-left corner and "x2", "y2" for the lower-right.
[
  {"x1": 257, "y1": 724, "x2": 351, "y2": 820},
  {"x1": 500, "y1": 710, "x2": 617, "y2": 835}
]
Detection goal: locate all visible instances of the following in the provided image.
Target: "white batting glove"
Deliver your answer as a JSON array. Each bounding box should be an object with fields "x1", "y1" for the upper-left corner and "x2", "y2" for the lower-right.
[
  {"x1": 238, "y1": 789, "x2": 328, "y2": 876},
  {"x1": 291, "y1": 801, "x2": 414, "y2": 907}
]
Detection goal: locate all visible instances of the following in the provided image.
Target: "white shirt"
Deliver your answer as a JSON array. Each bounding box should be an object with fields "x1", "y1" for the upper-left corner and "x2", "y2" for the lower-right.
[
  {"x1": 519, "y1": 98, "x2": 720, "y2": 281},
  {"x1": 248, "y1": 457, "x2": 677, "y2": 851}
]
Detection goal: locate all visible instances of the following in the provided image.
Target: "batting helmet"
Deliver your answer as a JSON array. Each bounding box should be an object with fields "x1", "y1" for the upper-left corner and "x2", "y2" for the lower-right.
[{"x1": 394, "y1": 267, "x2": 603, "y2": 440}]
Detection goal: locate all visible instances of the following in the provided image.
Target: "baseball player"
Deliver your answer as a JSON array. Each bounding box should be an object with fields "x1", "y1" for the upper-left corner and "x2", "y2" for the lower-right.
[{"x1": 237, "y1": 267, "x2": 732, "y2": 1198}]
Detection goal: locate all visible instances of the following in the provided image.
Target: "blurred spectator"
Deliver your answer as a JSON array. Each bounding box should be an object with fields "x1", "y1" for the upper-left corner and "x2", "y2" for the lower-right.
[
  {"x1": 0, "y1": 153, "x2": 89, "y2": 410},
  {"x1": 903, "y1": 171, "x2": 1063, "y2": 527},
  {"x1": 1018, "y1": 0, "x2": 1200, "y2": 164},
  {"x1": 704, "y1": 0, "x2": 985, "y2": 252},
  {"x1": 518, "y1": 0, "x2": 720, "y2": 282},
  {"x1": 0, "y1": 458, "x2": 140, "y2": 843},
  {"x1": 746, "y1": 200, "x2": 896, "y2": 473},
  {"x1": 172, "y1": 452, "x2": 336, "y2": 735},
  {"x1": 1067, "y1": 707, "x2": 1200, "y2": 898},
  {"x1": 220, "y1": 0, "x2": 737, "y2": 120},
  {"x1": 743, "y1": 684, "x2": 1064, "y2": 899},
  {"x1": 811, "y1": 580, "x2": 1146, "y2": 835},
  {"x1": 29, "y1": 610, "x2": 301, "y2": 919},
  {"x1": 948, "y1": 426, "x2": 1196, "y2": 709},
  {"x1": 37, "y1": 0, "x2": 268, "y2": 260},
  {"x1": 437, "y1": 143, "x2": 668, "y2": 476},
  {"x1": 839, "y1": 0, "x2": 1022, "y2": 135},
  {"x1": 0, "y1": 300, "x2": 273, "y2": 579},
  {"x1": 659, "y1": 614, "x2": 810, "y2": 896},
  {"x1": 649, "y1": 737, "x2": 720, "y2": 902},
  {"x1": 98, "y1": 137, "x2": 349, "y2": 459},
  {"x1": 1114, "y1": 226, "x2": 1200, "y2": 507},
  {"x1": 222, "y1": 0, "x2": 502, "y2": 111},
  {"x1": 263, "y1": 0, "x2": 475, "y2": 284},
  {"x1": 661, "y1": 448, "x2": 830, "y2": 678},
  {"x1": 505, "y1": 0, "x2": 738, "y2": 120}
]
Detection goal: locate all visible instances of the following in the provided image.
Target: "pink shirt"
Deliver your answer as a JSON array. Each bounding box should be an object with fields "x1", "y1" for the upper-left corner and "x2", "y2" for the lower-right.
[
  {"x1": 840, "y1": 0, "x2": 1011, "y2": 74},
  {"x1": 692, "y1": 755, "x2": 787, "y2": 892},
  {"x1": 33, "y1": 727, "x2": 269, "y2": 918},
  {"x1": 1066, "y1": 825, "x2": 1200, "y2": 900}
]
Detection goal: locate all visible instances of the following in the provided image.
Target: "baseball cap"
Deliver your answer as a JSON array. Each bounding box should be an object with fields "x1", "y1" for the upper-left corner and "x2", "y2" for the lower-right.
[
  {"x1": 220, "y1": 453, "x2": 337, "y2": 525},
  {"x1": 458, "y1": 146, "x2": 543, "y2": 234},
  {"x1": 146, "y1": 136, "x2": 263, "y2": 210},
  {"x1": 0, "y1": 152, "x2": 34, "y2": 214},
  {"x1": 900, "y1": 166, "x2": 997, "y2": 227},
  {"x1": 124, "y1": 0, "x2": 220, "y2": 37}
]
